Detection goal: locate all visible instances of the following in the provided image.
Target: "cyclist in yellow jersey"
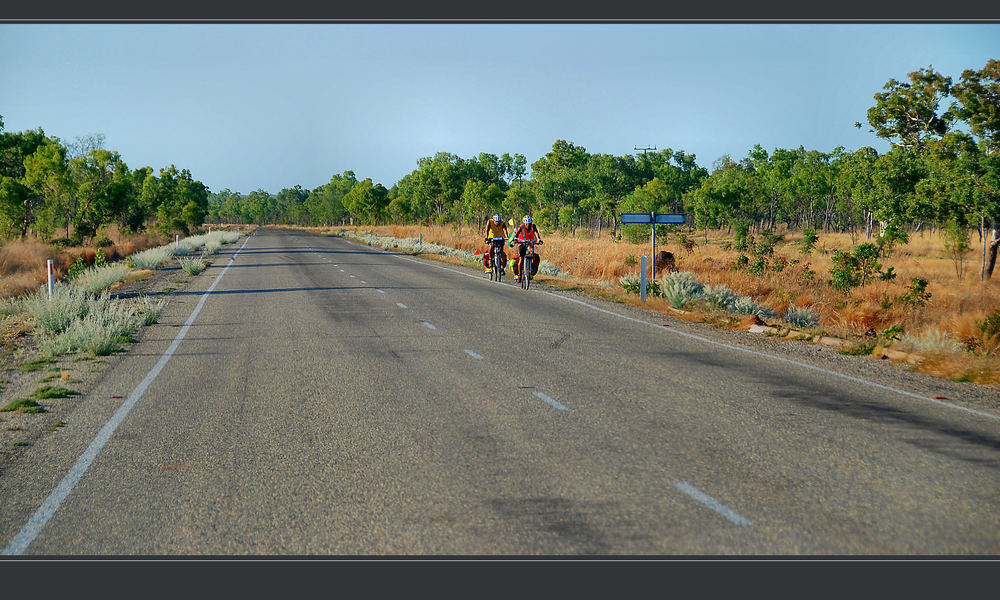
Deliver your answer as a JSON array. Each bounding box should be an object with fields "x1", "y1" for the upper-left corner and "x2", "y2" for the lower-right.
[{"x1": 483, "y1": 213, "x2": 509, "y2": 273}]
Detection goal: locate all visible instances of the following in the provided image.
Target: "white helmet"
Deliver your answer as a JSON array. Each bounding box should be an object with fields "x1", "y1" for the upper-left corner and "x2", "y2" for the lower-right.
[
  {"x1": 493, "y1": 213, "x2": 502, "y2": 223},
  {"x1": 523, "y1": 215, "x2": 532, "y2": 224}
]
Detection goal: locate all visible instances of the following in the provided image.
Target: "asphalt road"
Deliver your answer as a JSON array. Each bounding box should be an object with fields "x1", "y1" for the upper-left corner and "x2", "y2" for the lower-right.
[{"x1": 1, "y1": 227, "x2": 998, "y2": 555}]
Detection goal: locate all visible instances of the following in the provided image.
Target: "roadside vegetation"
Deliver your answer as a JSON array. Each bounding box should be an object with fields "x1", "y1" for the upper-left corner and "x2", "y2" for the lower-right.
[{"x1": 1, "y1": 230, "x2": 240, "y2": 366}]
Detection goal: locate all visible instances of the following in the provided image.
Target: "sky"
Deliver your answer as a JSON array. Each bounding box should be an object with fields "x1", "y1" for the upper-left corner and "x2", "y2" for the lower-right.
[{"x1": 1, "y1": 24, "x2": 998, "y2": 195}]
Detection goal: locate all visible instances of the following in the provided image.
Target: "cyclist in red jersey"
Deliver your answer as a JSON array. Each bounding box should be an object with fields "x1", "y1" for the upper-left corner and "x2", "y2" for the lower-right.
[{"x1": 511, "y1": 215, "x2": 543, "y2": 279}]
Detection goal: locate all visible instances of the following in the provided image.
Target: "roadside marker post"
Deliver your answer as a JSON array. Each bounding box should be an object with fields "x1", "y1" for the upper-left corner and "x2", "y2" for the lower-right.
[
  {"x1": 621, "y1": 212, "x2": 687, "y2": 285},
  {"x1": 46, "y1": 260, "x2": 54, "y2": 299},
  {"x1": 640, "y1": 255, "x2": 647, "y2": 301}
]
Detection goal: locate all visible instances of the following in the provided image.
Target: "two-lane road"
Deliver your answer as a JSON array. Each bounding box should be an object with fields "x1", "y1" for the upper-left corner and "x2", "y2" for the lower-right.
[{"x1": 1, "y1": 227, "x2": 997, "y2": 554}]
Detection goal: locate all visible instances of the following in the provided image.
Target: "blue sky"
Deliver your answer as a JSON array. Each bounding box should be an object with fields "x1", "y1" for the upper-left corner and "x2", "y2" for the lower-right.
[{"x1": 1, "y1": 24, "x2": 997, "y2": 194}]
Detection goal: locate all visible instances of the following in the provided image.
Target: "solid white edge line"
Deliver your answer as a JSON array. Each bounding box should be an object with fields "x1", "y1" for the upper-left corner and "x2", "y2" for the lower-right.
[
  {"x1": 533, "y1": 390, "x2": 570, "y2": 411},
  {"x1": 339, "y1": 235, "x2": 1000, "y2": 422},
  {"x1": 2, "y1": 235, "x2": 253, "y2": 556},
  {"x1": 674, "y1": 481, "x2": 753, "y2": 526},
  {"x1": 464, "y1": 349, "x2": 484, "y2": 360}
]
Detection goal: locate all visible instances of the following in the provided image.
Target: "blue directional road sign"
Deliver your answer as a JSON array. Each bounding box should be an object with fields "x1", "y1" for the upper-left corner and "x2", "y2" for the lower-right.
[
  {"x1": 621, "y1": 212, "x2": 686, "y2": 224},
  {"x1": 621, "y1": 212, "x2": 653, "y2": 224}
]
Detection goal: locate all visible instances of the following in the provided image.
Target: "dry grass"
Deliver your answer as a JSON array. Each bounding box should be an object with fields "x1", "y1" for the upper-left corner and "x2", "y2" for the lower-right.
[{"x1": 0, "y1": 229, "x2": 170, "y2": 299}]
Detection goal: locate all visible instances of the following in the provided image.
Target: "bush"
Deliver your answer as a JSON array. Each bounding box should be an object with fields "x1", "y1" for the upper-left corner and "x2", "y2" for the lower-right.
[
  {"x1": 732, "y1": 295, "x2": 775, "y2": 318},
  {"x1": 129, "y1": 245, "x2": 174, "y2": 269},
  {"x1": 829, "y1": 243, "x2": 885, "y2": 292},
  {"x1": 39, "y1": 294, "x2": 142, "y2": 357},
  {"x1": 703, "y1": 284, "x2": 738, "y2": 311},
  {"x1": 71, "y1": 263, "x2": 130, "y2": 294},
  {"x1": 538, "y1": 260, "x2": 561, "y2": 277},
  {"x1": 660, "y1": 271, "x2": 704, "y2": 308},
  {"x1": 733, "y1": 221, "x2": 752, "y2": 252},
  {"x1": 897, "y1": 329, "x2": 964, "y2": 356},
  {"x1": 900, "y1": 277, "x2": 931, "y2": 307},
  {"x1": 24, "y1": 284, "x2": 91, "y2": 335},
  {"x1": 177, "y1": 257, "x2": 207, "y2": 276},
  {"x1": 619, "y1": 274, "x2": 641, "y2": 294},
  {"x1": 784, "y1": 304, "x2": 819, "y2": 328},
  {"x1": 66, "y1": 255, "x2": 88, "y2": 281},
  {"x1": 799, "y1": 228, "x2": 819, "y2": 254},
  {"x1": 134, "y1": 295, "x2": 166, "y2": 326}
]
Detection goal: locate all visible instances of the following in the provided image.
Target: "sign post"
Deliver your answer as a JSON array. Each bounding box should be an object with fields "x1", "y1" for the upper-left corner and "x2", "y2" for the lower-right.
[
  {"x1": 640, "y1": 255, "x2": 647, "y2": 301},
  {"x1": 621, "y1": 212, "x2": 686, "y2": 288}
]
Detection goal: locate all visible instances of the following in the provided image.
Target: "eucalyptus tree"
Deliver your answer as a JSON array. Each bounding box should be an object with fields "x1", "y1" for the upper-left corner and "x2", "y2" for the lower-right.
[
  {"x1": 530, "y1": 140, "x2": 591, "y2": 229},
  {"x1": 865, "y1": 65, "x2": 953, "y2": 152},
  {"x1": 950, "y1": 59, "x2": 1000, "y2": 278},
  {"x1": 342, "y1": 178, "x2": 389, "y2": 225},
  {"x1": 22, "y1": 140, "x2": 71, "y2": 238}
]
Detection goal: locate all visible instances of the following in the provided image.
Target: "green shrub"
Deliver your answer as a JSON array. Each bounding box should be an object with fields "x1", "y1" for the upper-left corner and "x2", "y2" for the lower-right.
[
  {"x1": 878, "y1": 324, "x2": 904, "y2": 343},
  {"x1": 747, "y1": 257, "x2": 767, "y2": 276},
  {"x1": 66, "y1": 255, "x2": 88, "y2": 281},
  {"x1": 733, "y1": 221, "x2": 752, "y2": 252},
  {"x1": 829, "y1": 243, "x2": 885, "y2": 292},
  {"x1": 799, "y1": 228, "x2": 819, "y2": 254},
  {"x1": 900, "y1": 277, "x2": 931, "y2": 307},
  {"x1": 733, "y1": 254, "x2": 749, "y2": 270}
]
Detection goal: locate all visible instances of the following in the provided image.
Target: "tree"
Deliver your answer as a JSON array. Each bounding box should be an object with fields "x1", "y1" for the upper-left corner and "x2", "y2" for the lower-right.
[
  {"x1": 343, "y1": 179, "x2": 389, "y2": 225},
  {"x1": 865, "y1": 66, "x2": 953, "y2": 151},
  {"x1": 950, "y1": 59, "x2": 1000, "y2": 278}
]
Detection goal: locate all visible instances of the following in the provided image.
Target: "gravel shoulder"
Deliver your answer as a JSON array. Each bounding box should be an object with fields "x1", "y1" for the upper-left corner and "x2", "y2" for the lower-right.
[{"x1": 0, "y1": 260, "x2": 203, "y2": 476}]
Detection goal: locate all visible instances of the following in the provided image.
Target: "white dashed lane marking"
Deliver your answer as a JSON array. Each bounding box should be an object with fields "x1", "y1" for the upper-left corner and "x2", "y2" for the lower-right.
[
  {"x1": 464, "y1": 349, "x2": 483, "y2": 360},
  {"x1": 397, "y1": 303, "x2": 407, "y2": 309},
  {"x1": 376, "y1": 289, "x2": 385, "y2": 294},
  {"x1": 423, "y1": 322, "x2": 436, "y2": 330},
  {"x1": 533, "y1": 390, "x2": 570, "y2": 411},
  {"x1": 673, "y1": 481, "x2": 753, "y2": 526}
]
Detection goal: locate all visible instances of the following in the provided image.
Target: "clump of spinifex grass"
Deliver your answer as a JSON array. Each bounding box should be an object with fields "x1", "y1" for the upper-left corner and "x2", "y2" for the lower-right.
[
  {"x1": 22, "y1": 284, "x2": 91, "y2": 334},
  {"x1": 128, "y1": 245, "x2": 174, "y2": 269},
  {"x1": 134, "y1": 295, "x2": 166, "y2": 325},
  {"x1": 70, "y1": 263, "x2": 131, "y2": 294},
  {"x1": 177, "y1": 257, "x2": 207, "y2": 275},
  {"x1": 38, "y1": 294, "x2": 142, "y2": 357}
]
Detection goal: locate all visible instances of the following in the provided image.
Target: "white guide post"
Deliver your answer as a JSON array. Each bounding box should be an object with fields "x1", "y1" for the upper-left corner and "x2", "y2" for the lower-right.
[{"x1": 47, "y1": 260, "x2": 55, "y2": 299}]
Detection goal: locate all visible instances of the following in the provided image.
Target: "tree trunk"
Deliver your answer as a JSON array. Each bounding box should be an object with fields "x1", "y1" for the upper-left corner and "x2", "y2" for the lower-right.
[{"x1": 985, "y1": 221, "x2": 999, "y2": 280}]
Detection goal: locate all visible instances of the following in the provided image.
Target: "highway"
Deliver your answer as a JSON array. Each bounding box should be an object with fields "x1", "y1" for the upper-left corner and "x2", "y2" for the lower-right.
[{"x1": 1, "y1": 227, "x2": 998, "y2": 555}]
